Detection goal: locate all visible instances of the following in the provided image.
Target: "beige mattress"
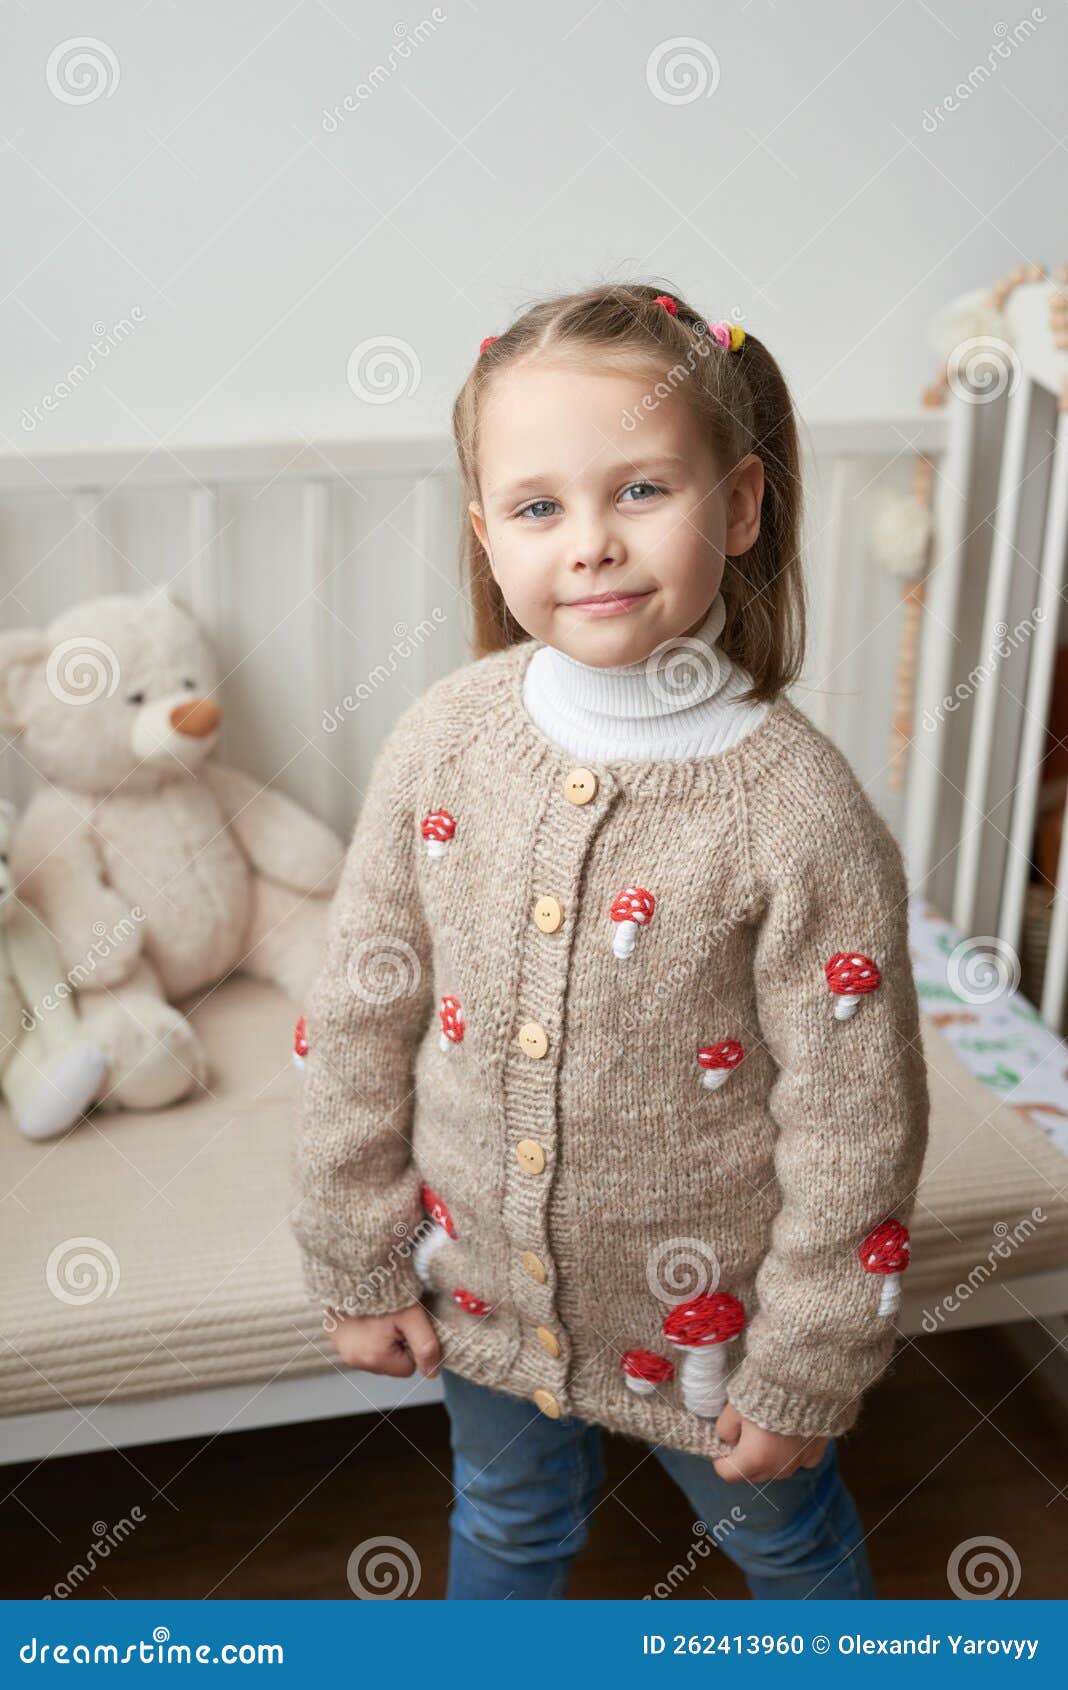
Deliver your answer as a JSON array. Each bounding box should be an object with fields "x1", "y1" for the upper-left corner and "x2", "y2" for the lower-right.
[{"x1": 1, "y1": 983, "x2": 1066, "y2": 1419}]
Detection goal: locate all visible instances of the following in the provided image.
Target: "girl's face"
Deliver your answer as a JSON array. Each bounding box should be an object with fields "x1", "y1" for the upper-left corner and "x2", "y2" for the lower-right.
[{"x1": 468, "y1": 359, "x2": 764, "y2": 666}]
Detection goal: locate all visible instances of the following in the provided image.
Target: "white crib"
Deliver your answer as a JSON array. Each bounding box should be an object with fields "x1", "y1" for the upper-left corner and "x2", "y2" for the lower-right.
[{"x1": 1, "y1": 280, "x2": 1067, "y2": 1465}]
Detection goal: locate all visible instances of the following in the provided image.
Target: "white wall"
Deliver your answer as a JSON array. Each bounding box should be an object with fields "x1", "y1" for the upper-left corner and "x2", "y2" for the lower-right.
[{"x1": 1, "y1": 0, "x2": 1063, "y2": 455}]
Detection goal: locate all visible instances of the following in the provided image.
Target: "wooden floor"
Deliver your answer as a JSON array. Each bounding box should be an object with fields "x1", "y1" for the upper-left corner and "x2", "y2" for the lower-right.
[{"x1": 3, "y1": 1326, "x2": 1066, "y2": 1600}]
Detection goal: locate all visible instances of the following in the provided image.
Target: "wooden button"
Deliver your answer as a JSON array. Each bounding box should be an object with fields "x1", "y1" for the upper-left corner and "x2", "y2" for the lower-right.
[
  {"x1": 533, "y1": 1388, "x2": 561, "y2": 1418},
  {"x1": 563, "y1": 767, "x2": 598, "y2": 805},
  {"x1": 535, "y1": 1325, "x2": 561, "y2": 1358},
  {"x1": 517, "y1": 1021, "x2": 549, "y2": 1059},
  {"x1": 516, "y1": 1138, "x2": 546, "y2": 1175},
  {"x1": 521, "y1": 1251, "x2": 547, "y2": 1284},
  {"x1": 534, "y1": 895, "x2": 564, "y2": 933}
]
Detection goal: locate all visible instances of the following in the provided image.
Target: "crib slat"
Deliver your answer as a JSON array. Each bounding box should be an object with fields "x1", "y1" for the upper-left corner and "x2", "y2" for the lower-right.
[
  {"x1": 1000, "y1": 411, "x2": 1068, "y2": 986},
  {"x1": 302, "y1": 479, "x2": 335, "y2": 823},
  {"x1": 952, "y1": 375, "x2": 1040, "y2": 936},
  {"x1": 186, "y1": 485, "x2": 222, "y2": 633},
  {"x1": 810, "y1": 454, "x2": 853, "y2": 738},
  {"x1": 1026, "y1": 415, "x2": 1068, "y2": 1029},
  {"x1": 903, "y1": 396, "x2": 979, "y2": 891}
]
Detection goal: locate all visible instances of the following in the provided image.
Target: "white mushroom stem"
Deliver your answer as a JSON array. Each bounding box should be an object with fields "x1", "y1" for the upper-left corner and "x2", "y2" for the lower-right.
[
  {"x1": 701, "y1": 1069, "x2": 729, "y2": 1091},
  {"x1": 877, "y1": 1273, "x2": 901, "y2": 1316},
  {"x1": 834, "y1": 994, "x2": 861, "y2": 1020},
  {"x1": 293, "y1": 1051, "x2": 305, "y2": 1072},
  {"x1": 426, "y1": 839, "x2": 446, "y2": 860},
  {"x1": 413, "y1": 1222, "x2": 448, "y2": 1286},
  {"x1": 677, "y1": 1344, "x2": 730, "y2": 1417},
  {"x1": 624, "y1": 1375, "x2": 656, "y2": 1396},
  {"x1": 613, "y1": 921, "x2": 639, "y2": 959}
]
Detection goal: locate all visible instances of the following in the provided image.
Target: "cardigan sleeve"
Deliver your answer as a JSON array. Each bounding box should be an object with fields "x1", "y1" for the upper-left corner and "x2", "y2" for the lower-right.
[
  {"x1": 290, "y1": 701, "x2": 434, "y2": 1320},
  {"x1": 727, "y1": 782, "x2": 930, "y2": 1440}
]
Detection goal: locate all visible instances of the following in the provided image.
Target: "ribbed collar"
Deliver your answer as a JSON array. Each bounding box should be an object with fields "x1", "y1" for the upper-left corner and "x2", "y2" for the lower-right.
[{"x1": 520, "y1": 591, "x2": 770, "y2": 762}]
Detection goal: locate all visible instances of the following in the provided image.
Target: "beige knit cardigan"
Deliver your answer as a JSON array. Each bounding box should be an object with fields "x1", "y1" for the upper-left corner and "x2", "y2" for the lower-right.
[{"x1": 291, "y1": 637, "x2": 930, "y2": 1461}]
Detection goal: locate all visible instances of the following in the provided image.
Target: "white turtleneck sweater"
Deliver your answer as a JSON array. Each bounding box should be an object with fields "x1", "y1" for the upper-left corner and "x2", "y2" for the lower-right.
[{"x1": 520, "y1": 590, "x2": 770, "y2": 761}]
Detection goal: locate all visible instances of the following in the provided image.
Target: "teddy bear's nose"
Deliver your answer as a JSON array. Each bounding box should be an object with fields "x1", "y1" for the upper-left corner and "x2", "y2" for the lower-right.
[{"x1": 170, "y1": 697, "x2": 221, "y2": 738}]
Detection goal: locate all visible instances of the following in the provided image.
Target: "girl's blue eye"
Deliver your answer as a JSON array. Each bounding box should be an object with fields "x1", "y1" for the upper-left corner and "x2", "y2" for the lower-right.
[{"x1": 515, "y1": 482, "x2": 664, "y2": 520}]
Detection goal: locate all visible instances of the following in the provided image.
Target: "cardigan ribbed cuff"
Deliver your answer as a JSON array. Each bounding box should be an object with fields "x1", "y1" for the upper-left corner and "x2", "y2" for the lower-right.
[{"x1": 299, "y1": 1241, "x2": 425, "y2": 1323}]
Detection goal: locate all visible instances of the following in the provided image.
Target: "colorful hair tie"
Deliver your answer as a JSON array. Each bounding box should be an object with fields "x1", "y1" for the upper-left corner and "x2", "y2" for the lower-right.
[
  {"x1": 708, "y1": 320, "x2": 746, "y2": 351},
  {"x1": 478, "y1": 335, "x2": 498, "y2": 354},
  {"x1": 652, "y1": 294, "x2": 678, "y2": 315}
]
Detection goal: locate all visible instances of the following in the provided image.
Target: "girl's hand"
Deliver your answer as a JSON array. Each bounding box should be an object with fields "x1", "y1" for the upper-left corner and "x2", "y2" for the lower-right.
[
  {"x1": 326, "y1": 1303, "x2": 442, "y2": 1379},
  {"x1": 712, "y1": 1402, "x2": 828, "y2": 1482}
]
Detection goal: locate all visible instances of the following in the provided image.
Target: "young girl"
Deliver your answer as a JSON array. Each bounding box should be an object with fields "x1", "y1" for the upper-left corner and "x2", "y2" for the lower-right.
[{"x1": 291, "y1": 282, "x2": 930, "y2": 1601}]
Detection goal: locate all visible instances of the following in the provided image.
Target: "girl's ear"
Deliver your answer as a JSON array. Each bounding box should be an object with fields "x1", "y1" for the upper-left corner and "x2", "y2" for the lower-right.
[
  {"x1": 468, "y1": 499, "x2": 492, "y2": 560},
  {"x1": 724, "y1": 454, "x2": 765, "y2": 558},
  {"x1": 0, "y1": 628, "x2": 47, "y2": 737}
]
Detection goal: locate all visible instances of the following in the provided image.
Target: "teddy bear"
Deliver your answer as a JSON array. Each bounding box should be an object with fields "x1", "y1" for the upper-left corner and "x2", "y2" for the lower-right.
[
  {"x1": 0, "y1": 591, "x2": 344, "y2": 1112},
  {"x1": 0, "y1": 798, "x2": 107, "y2": 1138}
]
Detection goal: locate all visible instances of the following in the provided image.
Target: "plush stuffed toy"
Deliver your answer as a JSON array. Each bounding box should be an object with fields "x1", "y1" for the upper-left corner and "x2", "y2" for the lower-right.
[
  {"x1": 0, "y1": 799, "x2": 107, "y2": 1138},
  {"x1": 0, "y1": 591, "x2": 344, "y2": 1111}
]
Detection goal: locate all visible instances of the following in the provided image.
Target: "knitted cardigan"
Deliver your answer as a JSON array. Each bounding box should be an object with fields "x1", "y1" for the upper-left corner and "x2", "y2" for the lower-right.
[{"x1": 291, "y1": 637, "x2": 931, "y2": 1461}]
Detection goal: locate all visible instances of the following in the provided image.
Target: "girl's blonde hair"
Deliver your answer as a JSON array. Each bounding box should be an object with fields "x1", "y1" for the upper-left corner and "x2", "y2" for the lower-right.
[{"x1": 451, "y1": 280, "x2": 806, "y2": 704}]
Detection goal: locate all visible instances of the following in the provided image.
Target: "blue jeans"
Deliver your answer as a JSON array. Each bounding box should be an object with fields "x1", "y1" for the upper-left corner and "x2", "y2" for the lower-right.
[{"x1": 442, "y1": 1368, "x2": 877, "y2": 1600}]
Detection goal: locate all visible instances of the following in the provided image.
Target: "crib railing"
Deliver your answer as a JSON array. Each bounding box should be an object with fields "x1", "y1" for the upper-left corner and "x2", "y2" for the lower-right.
[{"x1": 2, "y1": 335, "x2": 1065, "y2": 1028}]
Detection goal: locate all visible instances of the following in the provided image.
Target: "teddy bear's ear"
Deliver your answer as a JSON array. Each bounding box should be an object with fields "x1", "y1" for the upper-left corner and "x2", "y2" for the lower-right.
[
  {"x1": 161, "y1": 587, "x2": 194, "y2": 621},
  {"x1": 0, "y1": 629, "x2": 46, "y2": 737}
]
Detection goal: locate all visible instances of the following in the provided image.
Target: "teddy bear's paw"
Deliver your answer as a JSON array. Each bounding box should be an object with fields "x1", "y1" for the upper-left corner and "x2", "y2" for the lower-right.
[
  {"x1": 13, "y1": 1043, "x2": 108, "y2": 1141},
  {"x1": 99, "y1": 1010, "x2": 209, "y2": 1112}
]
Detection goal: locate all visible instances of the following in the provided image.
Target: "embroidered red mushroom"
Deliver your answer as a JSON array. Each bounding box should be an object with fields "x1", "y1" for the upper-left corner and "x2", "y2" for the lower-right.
[
  {"x1": 620, "y1": 1349, "x2": 675, "y2": 1397},
  {"x1": 825, "y1": 951, "x2": 881, "y2": 1020},
  {"x1": 858, "y1": 1218, "x2": 911, "y2": 1316},
  {"x1": 421, "y1": 809, "x2": 456, "y2": 861},
  {"x1": 293, "y1": 1014, "x2": 308, "y2": 1072},
  {"x1": 662, "y1": 1291, "x2": 747, "y2": 1417},
  {"x1": 413, "y1": 1180, "x2": 458, "y2": 1284},
  {"x1": 610, "y1": 886, "x2": 656, "y2": 959},
  {"x1": 697, "y1": 1039, "x2": 745, "y2": 1091},
  {"x1": 438, "y1": 995, "x2": 465, "y2": 1051},
  {"x1": 452, "y1": 1288, "x2": 493, "y2": 1317}
]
